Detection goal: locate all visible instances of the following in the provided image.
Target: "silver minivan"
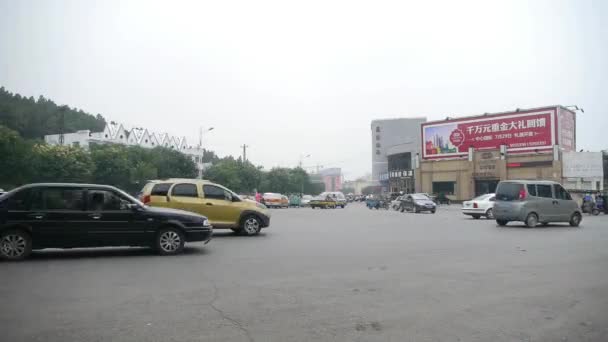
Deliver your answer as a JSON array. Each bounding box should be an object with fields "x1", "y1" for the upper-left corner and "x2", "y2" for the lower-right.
[{"x1": 493, "y1": 180, "x2": 582, "y2": 227}]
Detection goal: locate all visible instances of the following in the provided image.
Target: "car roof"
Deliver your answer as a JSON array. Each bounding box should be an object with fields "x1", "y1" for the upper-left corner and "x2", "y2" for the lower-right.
[
  {"x1": 147, "y1": 178, "x2": 214, "y2": 184},
  {"x1": 500, "y1": 180, "x2": 560, "y2": 185},
  {"x1": 15, "y1": 183, "x2": 120, "y2": 190}
]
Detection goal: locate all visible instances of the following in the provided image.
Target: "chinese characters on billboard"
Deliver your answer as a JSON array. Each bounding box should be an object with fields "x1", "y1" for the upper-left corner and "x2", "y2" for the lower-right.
[{"x1": 422, "y1": 109, "x2": 557, "y2": 159}]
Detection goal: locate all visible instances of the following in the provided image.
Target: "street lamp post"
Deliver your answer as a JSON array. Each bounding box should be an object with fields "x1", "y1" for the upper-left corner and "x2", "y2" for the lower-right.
[
  {"x1": 197, "y1": 127, "x2": 215, "y2": 179},
  {"x1": 299, "y1": 154, "x2": 311, "y2": 194},
  {"x1": 199, "y1": 127, "x2": 215, "y2": 148},
  {"x1": 299, "y1": 154, "x2": 311, "y2": 168}
]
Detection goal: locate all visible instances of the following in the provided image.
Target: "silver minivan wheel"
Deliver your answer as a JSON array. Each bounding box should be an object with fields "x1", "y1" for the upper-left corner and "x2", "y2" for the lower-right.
[
  {"x1": 525, "y1": 213, "x2": 538, "y2": 228},
  {"x1": 569, "y1": 213, "x2": 582, "y2": 227}
]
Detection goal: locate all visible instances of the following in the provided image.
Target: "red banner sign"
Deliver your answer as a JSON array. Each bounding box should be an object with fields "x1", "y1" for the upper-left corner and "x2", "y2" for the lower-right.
[{"x1": 422, "y1": 109, "x2": 557, "y2": 159}]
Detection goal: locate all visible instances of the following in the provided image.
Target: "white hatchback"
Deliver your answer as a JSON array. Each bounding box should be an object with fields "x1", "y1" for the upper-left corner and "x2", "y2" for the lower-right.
[{"x1": 462, "y1": 193, "x2": 496, "y2": 219}]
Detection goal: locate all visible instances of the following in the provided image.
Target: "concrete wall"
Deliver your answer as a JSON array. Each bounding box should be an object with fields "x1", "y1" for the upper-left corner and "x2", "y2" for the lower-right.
[{"x1": 44, "y1": 130, "x2": 92, "y2": 148}]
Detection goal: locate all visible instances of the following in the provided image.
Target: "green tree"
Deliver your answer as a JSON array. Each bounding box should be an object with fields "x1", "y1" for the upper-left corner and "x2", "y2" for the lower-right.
[
  {"x1": 203, "y1": 157, "x2": 264, "y2": 193},
  {"x1": 150, "y1": 147, "x2": 197, "y2": 179},
  {"x1": 29, "y1": 144, "x2": 95, "y2": 183},
  {"x1": 0, "y1": 87, "x2": 106, "y2": 139},
  {"x1": 264, "y1": 167, "x2": 291, "y2": 194},
  {"x1": 90, "y1": 144, "x2": 132, "y2": 189},
  {"x1": 0, "y1": 125, "x2": 33, "y2": 189}
]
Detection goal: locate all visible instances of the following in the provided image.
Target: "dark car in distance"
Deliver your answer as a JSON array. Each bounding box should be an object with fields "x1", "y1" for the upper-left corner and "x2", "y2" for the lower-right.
[
  {"x1": 0, "y1": 183, "x2": 213, "y2": 260},
  {"x1": 399, "y1": 193, "x2": 437, "y2": 213}
]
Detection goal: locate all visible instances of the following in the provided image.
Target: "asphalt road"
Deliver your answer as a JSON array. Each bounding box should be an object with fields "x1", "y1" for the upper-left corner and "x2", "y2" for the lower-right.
[{"x1": 2, "y1": 203, "x2": 608, "y2": 342}]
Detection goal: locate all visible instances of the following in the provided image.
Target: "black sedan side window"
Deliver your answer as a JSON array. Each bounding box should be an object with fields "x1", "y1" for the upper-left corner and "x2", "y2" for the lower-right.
[
  {"x1": 32, "y1": 188, "x2": 85, "y2": 211},
  {"x1": 87, "y1": 190, "x2": 129, "y2": 211}
]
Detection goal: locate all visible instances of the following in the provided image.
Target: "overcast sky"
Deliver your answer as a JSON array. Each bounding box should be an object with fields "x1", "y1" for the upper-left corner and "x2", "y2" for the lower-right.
[{"x1": 1, "y1": 0, "x2": 606, "y2": 179}]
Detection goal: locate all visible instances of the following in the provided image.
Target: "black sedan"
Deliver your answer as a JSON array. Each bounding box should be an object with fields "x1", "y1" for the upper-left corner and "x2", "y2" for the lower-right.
[
  {"x1": 0, "y1": 183, "x2": 212, "y2": 260},
  {"x1": 399, "y1": 193, "x2": 437, "y2": 213}
]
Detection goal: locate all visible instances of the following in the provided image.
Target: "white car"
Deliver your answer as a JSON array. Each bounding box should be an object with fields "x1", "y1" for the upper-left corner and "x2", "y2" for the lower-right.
[
  {"x1": 301, "y1": 195, "x2": 313, "y2": 207},
  {"x1": 462, "y1": 193, "x2": 496, "y2": 219}
]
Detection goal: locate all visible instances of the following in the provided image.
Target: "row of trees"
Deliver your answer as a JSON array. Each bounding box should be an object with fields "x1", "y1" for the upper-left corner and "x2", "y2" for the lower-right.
[
  {"x1": 0, "y1": 125, "x2": 196, "y2": 193},
  {"x1": 204, "y1": 158, "x2": 325, "y2": 194},
  {"x1": 1, "y1": 124, "x2": 324, "y2": 195},
  {"x1": 0, "y1": 87, "x2": 106, "y2": 140}
]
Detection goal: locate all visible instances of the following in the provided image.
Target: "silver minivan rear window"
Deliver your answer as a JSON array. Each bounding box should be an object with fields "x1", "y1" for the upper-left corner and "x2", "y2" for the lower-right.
[{"x1": 496, "y1": 182, "x2": 523, "y2": 201}]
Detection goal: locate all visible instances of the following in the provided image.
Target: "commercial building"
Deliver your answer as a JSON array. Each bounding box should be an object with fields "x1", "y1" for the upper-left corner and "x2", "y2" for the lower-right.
[
  {"x1": 371, "y1": 117, "x2": 426, "y2": 192},
  {"x1": 343, "y1": 178, "x2": 376, "y2": 195},
  {"x1": 44, "y1": 122, "x2": 212, "y2": 178},
  {"x1": 318, "y1": 168, "x2": 342, "y2": 192},
  {"x1": 415, "y1": 106, "x2": 578, "y2": 201}
]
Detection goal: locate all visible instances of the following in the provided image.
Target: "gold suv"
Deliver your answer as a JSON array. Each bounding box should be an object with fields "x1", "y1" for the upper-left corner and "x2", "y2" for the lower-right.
[{"x1": 140, "y1": 179, "x2": 270, "y2": 235}]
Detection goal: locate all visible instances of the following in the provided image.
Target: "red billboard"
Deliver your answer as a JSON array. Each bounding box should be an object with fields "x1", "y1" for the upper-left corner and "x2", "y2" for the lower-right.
[{"x1": 422, "y1": 108, "x2": 559, "y2": 159}]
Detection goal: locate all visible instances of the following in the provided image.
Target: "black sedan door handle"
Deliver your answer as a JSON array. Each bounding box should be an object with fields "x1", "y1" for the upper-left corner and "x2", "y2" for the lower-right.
[
  {"x1": 28, "y1": 213, "x2": 45, "y2": 220},
  {"x1": 205, "y1": 203, "x2": 213, "y2": 206},
  {"x1": 89, "y1": 213, "x2": 102, "y2": 220}
]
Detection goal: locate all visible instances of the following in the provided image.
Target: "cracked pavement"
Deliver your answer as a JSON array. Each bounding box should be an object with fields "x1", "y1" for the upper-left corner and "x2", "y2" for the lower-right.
[{"x1": 1, "y1": 204, "x2": 608, "y2": 341}]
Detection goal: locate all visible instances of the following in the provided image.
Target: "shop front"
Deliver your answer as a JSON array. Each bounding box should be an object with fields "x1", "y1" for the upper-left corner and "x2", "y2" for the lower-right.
[
  {"x1": 387, "y1": 151, "x2": 415, "y2": 193},
  {"x1": 472, "y1": 151, "x2": 501, "y2": 196},
  {"x1": 416, "y1": 106, "x2": 575, "y2": 201}
]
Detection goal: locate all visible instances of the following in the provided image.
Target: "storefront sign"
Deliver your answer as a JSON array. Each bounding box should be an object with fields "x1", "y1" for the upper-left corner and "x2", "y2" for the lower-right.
[
  {"x1": 389, "y1": 170, "x2": 414, "y2": 179},
  {"x1": 562, "y1": 152, "x2": 603, "y2": 178},
  {"x1": 422, "y1": 108, "x2": 558, "y2": 159}
]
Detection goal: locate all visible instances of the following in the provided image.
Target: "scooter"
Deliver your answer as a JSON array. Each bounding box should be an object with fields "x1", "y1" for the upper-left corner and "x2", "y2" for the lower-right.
[{"x1": 592, "y1": 197, "x2": 606, "y2": 215}]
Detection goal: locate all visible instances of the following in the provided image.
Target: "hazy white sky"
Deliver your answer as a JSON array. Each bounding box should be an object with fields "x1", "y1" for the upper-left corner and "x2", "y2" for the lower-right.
[{"x1": 1, "y1": 0, "x2": 606, "y2": 179}]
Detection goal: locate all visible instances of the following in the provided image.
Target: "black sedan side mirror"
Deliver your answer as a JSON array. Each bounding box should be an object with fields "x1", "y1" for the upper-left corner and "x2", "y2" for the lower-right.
[{"x1": 127, "y1": 203, "x2": 142, "y2": 211}]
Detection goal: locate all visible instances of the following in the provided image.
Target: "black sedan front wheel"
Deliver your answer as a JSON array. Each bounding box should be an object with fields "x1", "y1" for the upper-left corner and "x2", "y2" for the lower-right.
[{"x1": 156, "y1": 227, "x2": 185, "y2": 255}]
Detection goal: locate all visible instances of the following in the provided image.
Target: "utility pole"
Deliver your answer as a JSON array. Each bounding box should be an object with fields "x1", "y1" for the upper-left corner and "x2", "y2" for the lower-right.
[
  {"x1": 241, "y1": 144, "x2": 249, "y2": 162},
  {"x1": 59, "y1": 107, "x2": 65, "y2": 145}
]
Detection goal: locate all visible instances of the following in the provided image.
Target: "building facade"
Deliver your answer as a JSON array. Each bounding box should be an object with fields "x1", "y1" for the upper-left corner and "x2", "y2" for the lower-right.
[
  {"x1": 44, "y1": 122, "x2": 212, "y2": 178},
  {"x1": 371, "y1": 117, "x2": 426, "y2": 190},
  {"x1": 318, "y1": 168, "x2": 342, "y2": 192},
  {"x1": 416, "y1": 106, "x2": 577, "y2": 201}
]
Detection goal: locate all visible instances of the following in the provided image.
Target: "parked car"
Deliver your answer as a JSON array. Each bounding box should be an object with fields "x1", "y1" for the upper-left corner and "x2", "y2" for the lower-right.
[
  {"x1": 462, "y1": 193, "x2": 496, "y2": 219},
  {"x1": 399, "y1": 193, "x2": 437, "y2": 213},
  {"x1": 263, "y1": 193, "x2": 289, "y2": 208},
  {"x1": 0, "y1": 183, "x2": 213, "y2": 260},
  {"x1": 310, "y1": 195, "x2": 337, "y2": 209},
  {"x1": 140, "y1": 179, "x2": 270, "y2": 235},
  {"x1": 320, "y1": 192, "x2": 347, "y2": 208},
  {"x1": 390, "y1": 196, "x2": 404, "y2": 210},
  {"x1": 493, "y1": 180, "x2": 582, "y2": 228},
  {"x1": 300, "y1": 195, "x2": 313, "y2": 207}
]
